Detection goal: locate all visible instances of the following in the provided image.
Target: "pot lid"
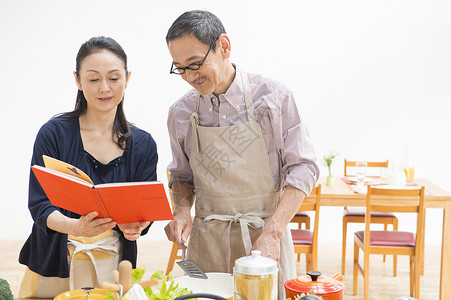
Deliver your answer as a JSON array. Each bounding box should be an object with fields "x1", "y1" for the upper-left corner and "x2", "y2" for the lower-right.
[
  {"x1": 284, "y1": 271, "x2": 344, "y2": 295},
  {"x1": 234, "y1": 250, "x2": 278, "y2": 275}
]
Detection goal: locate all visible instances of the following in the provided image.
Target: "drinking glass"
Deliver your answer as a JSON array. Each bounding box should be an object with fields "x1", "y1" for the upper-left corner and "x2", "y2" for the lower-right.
[{"x1": 355, "y1": 161, "x2": 367, "y2": 187}]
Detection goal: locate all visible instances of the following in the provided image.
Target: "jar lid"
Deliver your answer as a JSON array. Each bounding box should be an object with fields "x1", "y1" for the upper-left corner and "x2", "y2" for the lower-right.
[
  {"x1": 234, "y1": 250, "x2": 278, "y2": 275},
  {"x1": 284, "y1": 271, "x2": 344, "y2": 295}
]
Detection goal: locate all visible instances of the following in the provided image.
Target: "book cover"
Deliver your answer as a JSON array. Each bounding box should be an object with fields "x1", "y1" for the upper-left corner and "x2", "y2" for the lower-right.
[{"x1": 31, "y1": 156, "x2": 173, "y2": 224}]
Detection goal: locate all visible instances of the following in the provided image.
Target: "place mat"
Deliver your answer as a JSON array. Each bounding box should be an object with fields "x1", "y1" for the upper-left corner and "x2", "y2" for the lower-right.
[
  {"x1": 341, "y1": 177, "x2": 385, "y2": 186},
  {"x1": 349, "y1": 182, "x2": 431, "y2": 195},
  {"x1": 341, "y1": 177, "x2": 432, "y2": 196}
]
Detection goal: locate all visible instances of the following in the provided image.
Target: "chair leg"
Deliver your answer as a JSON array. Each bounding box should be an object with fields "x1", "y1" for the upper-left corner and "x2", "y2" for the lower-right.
[
  {"x1": 342, "y1": 218, "x2": 348, "y2": 275},
  {"x1": 383, "y1": 223, "x2": 387, "y2": 262},
  {"x1": 305, "y1": 219, "x2": 310, "y2": 230},
  {"x1": 414, "y1": 253, "x2": 421, "y2": 298},
  {"x1": 363, "y1": 246, "x2": 370, "y2": 300},
  {"x1": 393, "y1": 219, "x2": 398, "y2": 277},
  {"x1": 409, "y1": 256, "x2": 414, "y2": 297},
  {"x1": 165, "y1": 242, "x2": 179, "y2": 276},
  {"x1": 312, "y1": 251, "x2": 318, "y2": 271},
  {"x1": 306, "y1": 253, "x2": 312, "y2": 272},
  {"x1": 364, "y1": 248, "x2": 370, "y2": 300},
  {"x1": 421, "y1": 225, "x2": 425, "y2": 276},
  {"x1": 353, "y1": 242, "x2": 359, "y2": 296}
]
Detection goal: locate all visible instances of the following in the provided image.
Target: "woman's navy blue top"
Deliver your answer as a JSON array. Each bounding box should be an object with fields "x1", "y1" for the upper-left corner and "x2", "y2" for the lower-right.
[{"x1": 19, "y1": 116, "x2": 158, "y2": 277}]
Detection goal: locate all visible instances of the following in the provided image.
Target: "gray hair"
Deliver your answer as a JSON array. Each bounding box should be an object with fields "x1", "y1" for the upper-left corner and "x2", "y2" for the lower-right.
[{"x1": 166, "y1": 10, "x2": 226, "y2": 51}]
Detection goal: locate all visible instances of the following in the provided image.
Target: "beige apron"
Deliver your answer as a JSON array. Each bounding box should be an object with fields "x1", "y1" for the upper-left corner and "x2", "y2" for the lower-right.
[
  {"x1": 188, "y1": 72, "x2": 295, "y2": 300},
  {"x1": 18, "y1": 230, "x2": 122, "y2": 298}
]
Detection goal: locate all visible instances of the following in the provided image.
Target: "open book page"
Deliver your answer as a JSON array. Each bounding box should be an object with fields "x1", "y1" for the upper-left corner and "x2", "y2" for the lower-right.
[
  {"x1": 43, "y1": 155, "x2": 93, "y2": 184},
  {"x1": 31, "y1": 165, "x2": 104, "y2": 216},
  {"x1": 96, "y1": 183, "x2": 173, "y2": 223},
  {"x1": 32, "y1": 165, "x2": 93, "y2": 187}
]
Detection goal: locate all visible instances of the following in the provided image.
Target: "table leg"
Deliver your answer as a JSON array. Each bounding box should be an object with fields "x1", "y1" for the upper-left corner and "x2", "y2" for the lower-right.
[{"x1": 440, "y1": 202, "x2": 451, "y2": 300}]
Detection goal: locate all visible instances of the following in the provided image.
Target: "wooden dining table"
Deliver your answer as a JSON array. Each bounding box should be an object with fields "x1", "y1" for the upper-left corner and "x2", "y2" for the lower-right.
[{"x1": 303, "y1": 177, "x2": 451, "y2": 300}]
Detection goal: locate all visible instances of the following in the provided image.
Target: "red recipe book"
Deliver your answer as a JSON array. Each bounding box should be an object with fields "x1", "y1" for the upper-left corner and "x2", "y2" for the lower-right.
[{"x1": 31, "y1": 155, "x2": 173, "y2": 224}]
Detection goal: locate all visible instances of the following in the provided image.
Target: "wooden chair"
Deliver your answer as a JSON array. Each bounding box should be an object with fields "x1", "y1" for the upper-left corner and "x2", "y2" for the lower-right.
[
  {"x1": 342, "y1": 159, "x2": 399, "y2": 276},
  {"x1": 291, "y1": 212, "x2": 310, "y2": 230},
  {"x1": 353, "y1": 186, "x2": 425, "y2": 299},
  {"x1": 165, "y1": 171, "x2": 184, "y2": 276},
  {"x1": 291, "y1": 185, "x2": 321, "y2": 273}
]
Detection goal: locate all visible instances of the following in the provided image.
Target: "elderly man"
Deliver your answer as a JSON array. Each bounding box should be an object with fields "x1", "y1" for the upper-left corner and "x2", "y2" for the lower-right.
[{"x1": 163, "y1": 10, "x2": 319, "y2": 299}]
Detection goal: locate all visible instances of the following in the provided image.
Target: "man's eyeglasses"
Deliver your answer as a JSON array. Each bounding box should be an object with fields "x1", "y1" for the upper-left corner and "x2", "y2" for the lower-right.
[{"x1": 170, "y1": 38, "x2": 218, "y2": 75}]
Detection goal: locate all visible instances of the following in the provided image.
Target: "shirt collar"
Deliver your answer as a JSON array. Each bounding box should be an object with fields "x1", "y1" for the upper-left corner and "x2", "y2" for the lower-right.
[{"x1": 200, "y1": 64, "x2": 244, "y2": 112}]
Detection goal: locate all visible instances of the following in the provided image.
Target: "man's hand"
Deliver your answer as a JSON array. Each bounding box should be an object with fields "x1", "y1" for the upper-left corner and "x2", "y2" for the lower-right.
[
  {"x1": 251, "y1": 185, "x2": 306, "y2": 261},
  {"x1": 164, "y1": 208, "x2": 192, "y2": 247},
  {"x1": 165, "y1": 180, "x2": 195, "y2": 246},
  {"x1": 252, "y1": 231, "x2": 281, "y2": 261},
  {"x1": 118, "y1": 221, "x2": 150, "y2": 241}
]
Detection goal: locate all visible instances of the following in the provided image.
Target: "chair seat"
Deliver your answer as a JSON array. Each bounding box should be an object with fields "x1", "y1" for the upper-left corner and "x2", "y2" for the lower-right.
[
  {"x1": 344, "y1": 208, "x2": 397, "y2": 218},
  {"x1": 291, "y1": 229, "x2": 313, "y2": 245},
  {"x1": 355, "y1": 230, "x2": 415, "y2": 247},
  {"x1": 294, "y1": 211, "x2": 309, "y2": 217}
]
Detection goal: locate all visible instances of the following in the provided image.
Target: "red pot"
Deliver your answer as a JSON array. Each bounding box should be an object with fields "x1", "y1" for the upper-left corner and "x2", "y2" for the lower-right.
[{"x1": 284, "y1": 271, "x2": 344, "y2": 300}]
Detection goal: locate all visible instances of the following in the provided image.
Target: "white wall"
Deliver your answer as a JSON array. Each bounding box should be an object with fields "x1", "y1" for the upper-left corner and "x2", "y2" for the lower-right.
[{"x1": 1, "y1": 0, "x2": 450, "y2": 246}]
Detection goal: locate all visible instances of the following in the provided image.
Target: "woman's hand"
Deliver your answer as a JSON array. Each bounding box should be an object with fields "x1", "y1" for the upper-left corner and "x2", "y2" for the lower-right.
[
  {"x1": 118, "y1": 221, "x2": 150, "y2": 241},
  {"x1": 47, "y1": 210, "x2": 116, "y2": 237},
  {"x1": 71, "y1": 211, "x2": 117, "y2": 237}
]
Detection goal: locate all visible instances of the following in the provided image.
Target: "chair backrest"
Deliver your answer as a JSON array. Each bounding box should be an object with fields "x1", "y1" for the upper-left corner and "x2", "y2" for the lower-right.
[
  {"x1": 298, "y1": 185, "x2": 321, "y2": 243},
  {"x1": 298, "y1": 185, "x2": 321, "y2": 212},
  {"x1": 344, "y1": 159, "x2": 389, "y2": 177},
  {"x1": 365, "y1": 186, "x2": 425, "y2": 253}
]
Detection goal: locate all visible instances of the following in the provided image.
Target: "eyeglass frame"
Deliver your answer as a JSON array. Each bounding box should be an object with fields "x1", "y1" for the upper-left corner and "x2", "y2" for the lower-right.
[{"x1": 169, "y1": 37, "x2": 218, "y2": 75}]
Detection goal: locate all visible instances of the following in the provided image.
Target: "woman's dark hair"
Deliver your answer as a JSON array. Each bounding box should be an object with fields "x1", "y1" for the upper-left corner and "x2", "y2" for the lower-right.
[
  {"x1": 59, "y1": 36, "x2": 131, "y2": 150},
  {"x1": 166, "y1": 10, "x2": 226, "y2": 51}
]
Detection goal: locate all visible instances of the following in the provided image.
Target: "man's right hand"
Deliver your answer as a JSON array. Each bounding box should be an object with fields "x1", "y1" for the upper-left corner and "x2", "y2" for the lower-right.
[{"x1": 164, "y1": 209, "x2": 192, "y2": 247}]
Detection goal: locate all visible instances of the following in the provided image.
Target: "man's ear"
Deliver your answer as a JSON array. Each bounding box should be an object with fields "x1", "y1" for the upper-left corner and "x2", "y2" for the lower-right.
[{"x1": 217, "y1": 34, "x2": 231, "y2": 59}]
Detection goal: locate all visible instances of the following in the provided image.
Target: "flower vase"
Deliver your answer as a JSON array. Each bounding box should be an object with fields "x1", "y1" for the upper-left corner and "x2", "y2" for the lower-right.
[{"x1": 327, "y1": 176, "x2": 335, "y2": 186}]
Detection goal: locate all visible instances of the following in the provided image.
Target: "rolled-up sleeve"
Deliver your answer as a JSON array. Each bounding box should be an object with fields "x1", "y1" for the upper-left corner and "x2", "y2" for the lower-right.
[
  {"x1": 280, "y1": 92, "x2": 319, "y2": 196},
  {"x1": 167, "y1": 104, "x2": 194, "y2": 188}
]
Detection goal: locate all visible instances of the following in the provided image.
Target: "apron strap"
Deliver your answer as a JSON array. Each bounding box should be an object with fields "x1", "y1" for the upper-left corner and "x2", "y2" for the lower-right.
[
  {"x1": 203, "y1": 212, "x2": 269, "y2": 272},
  {"x1": 241, "y1": 71, "x2": 256, "y2": 123},
  {"x1": 67, "y1": 236, "x2": 119, "y2": 290},
  {"x1": 190, "y1": 110, "x2": 201, "y2": 153}
]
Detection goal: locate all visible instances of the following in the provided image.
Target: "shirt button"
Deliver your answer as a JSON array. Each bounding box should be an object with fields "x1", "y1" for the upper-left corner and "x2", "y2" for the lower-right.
[
  {"x1": 209, "y1": 108, "x2": 213, "y2": 112},
  {"x1": 222, "y1": 115, "x2": 226, "y2": 119}
]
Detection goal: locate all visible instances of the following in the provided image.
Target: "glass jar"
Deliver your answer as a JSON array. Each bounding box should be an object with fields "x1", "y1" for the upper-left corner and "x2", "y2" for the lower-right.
[{"x1": 233, "y1": 250, "x2": 278, "y2": 300}]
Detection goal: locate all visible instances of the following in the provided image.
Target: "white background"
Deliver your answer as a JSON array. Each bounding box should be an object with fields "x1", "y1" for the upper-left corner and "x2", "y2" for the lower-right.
[{"x1": 1, "y1": 0, "x2": 450, "y2": 246}]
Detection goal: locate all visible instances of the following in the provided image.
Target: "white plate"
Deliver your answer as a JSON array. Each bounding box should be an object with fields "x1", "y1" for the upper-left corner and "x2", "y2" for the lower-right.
[
  {"x1": 348, "y1": 177, "x2": 375, "y2": 183},
  {"x1": 173, "y1": 272, "x2": 234, "y2": 298}
]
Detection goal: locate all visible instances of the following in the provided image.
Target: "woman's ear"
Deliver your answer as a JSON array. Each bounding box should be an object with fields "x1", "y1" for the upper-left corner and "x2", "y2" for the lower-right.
[
  {"x1": 217, "y1": 34, "x2": 231, "y2": 59},
  {"x1": 125, "y1": 71, "x2": 132, "y2": 89},
  {"x1": 73, "y1": 71, "x2": 82, "y2": 90}
]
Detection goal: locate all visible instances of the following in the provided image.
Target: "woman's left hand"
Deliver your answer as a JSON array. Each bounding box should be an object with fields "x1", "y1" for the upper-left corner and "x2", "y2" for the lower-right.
[{"x1": 118, "y1": 222, "x2": 150, "y2": 241}]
